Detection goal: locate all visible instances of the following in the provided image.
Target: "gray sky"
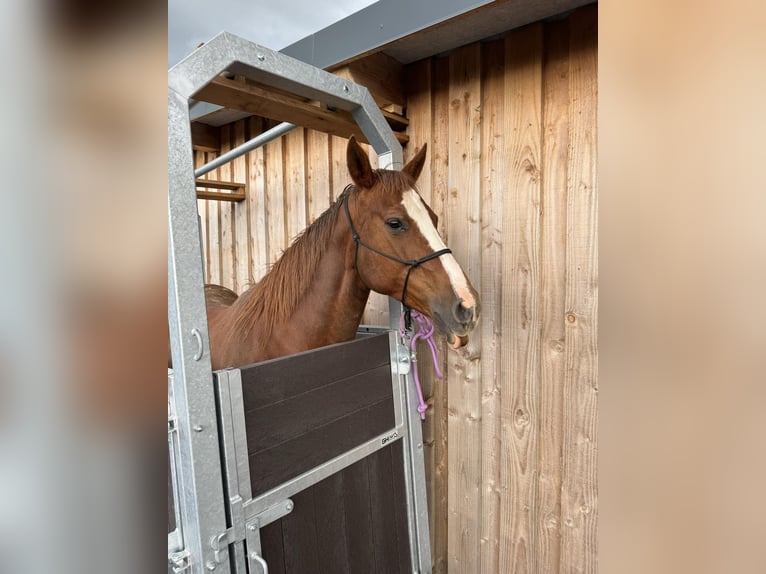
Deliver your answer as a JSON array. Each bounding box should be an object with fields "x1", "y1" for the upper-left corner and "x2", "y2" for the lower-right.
[{"x1": 169, "y1": 0, "x2": 377, "y2": 66}]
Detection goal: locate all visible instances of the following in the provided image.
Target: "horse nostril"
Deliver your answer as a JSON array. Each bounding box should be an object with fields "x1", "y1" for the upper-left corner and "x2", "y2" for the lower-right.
[{"x1": 453, "y1": 300, "x2": 474, "y2": 325}]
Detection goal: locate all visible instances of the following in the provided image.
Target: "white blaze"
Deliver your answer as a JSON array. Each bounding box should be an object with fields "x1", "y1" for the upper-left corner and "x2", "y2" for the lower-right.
[{"x1": 401, "y1": 189, "x2": 476, "y2": 308}]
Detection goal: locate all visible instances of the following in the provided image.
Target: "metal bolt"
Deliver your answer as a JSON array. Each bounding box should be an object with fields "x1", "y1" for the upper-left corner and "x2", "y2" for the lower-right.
[
  {"x1": 193, "y1": 424, "x2": 203, "y2": 432},
  {"x1": 247, "y1": 523, "x2": 256, "y2": 531},
  {"x1": 250, "y1": 552, "x2": 259, "y2": 560},
  {"x1": 257, "y1": 54, "x2": 265, "y2": 61},
  {"x1": 285, "y1": 500, "x2": 294, "y2": 512},
  {"x1": 343, "y1": 85, "x2": 349, "y2": 92}
]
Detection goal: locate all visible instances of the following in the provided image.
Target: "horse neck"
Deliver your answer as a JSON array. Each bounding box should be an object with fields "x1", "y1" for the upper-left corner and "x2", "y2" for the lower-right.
[
  {"x1": 285, "y1": 217, "x2": 371, "y2": 345},
  {"x1": 232, "y1": 203, "x2": 371, "y2": 360}
]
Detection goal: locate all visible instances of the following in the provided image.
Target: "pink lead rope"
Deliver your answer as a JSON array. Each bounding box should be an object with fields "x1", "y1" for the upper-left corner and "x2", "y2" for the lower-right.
[{"x1": 400, "y1": 310, "x2": 444, "y2": 420}]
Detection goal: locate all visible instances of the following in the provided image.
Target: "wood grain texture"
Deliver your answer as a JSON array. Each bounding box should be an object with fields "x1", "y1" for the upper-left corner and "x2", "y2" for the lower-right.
[
  {"x1": 195, "y1": 150, "x2": 210, "y2": 282},
  {"x1": 478, "y1": 37, "x2": 505, "y2": 574},
  {"x1": 306, "y1": 129, "x2": 330, "y2": 224},
  {"x1": 265, "y1": 134, "x2": 286, "y2": 267},
  {"x1": 219, "y1": 124, "x2": 236, "y2": 289},
  {"x1": 535, "y1": 19, "x2": 570, "y2": 573},
  {"x1": 429, "y1": 54, "x2": 451, "y2": 574},
  {"x1": 246, "y1": 117, "x2": 269, "y2": 282},
  {"x1": 206, "y1": 150, "x2": 222, "y2": 284},
  {"x1": 283, "y1": 128, "x2": 307, "y2": 246},
  {"x1": 561, "y1": 6, "x2": 598, "y2": 573},
  {"x1": 404, "y1": 57, "x2": 442, "y2": 567},
  {"x1": 232, "y1": 120, "x2": 251, "y2": 293},
  {"x1": 446, "y1": 42, "x2": 483, "y2": 574},
  {"x1": 195, "y1": 190, "x2": 245, "y2": 202},
  {"x1": 501, "y1": 23, "x2": 544, "y2": 574}
]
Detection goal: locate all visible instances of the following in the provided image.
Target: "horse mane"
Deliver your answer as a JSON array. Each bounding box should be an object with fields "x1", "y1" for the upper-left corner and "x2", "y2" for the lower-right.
[{"x1": 229, "y1": 169, "x2": 418, "y2": 340}]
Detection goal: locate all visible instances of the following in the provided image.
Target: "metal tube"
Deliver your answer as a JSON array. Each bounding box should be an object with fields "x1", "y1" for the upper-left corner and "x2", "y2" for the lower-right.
[{"x1": 194, "y1": 121, "x2": 296, "y2": 178}]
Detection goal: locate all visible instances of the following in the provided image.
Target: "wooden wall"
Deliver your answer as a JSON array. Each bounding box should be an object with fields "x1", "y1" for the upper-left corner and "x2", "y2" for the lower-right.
[{"x1": 195, "y1": 5, "x2": 597, "y2": 573}]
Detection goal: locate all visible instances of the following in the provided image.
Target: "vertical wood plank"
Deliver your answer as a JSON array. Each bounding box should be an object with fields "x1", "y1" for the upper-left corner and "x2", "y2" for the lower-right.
[
  {"x1": 265, "y1": 136, "x2": 286, "y2": 267},
  {"x1": 429, "y1": 54, "x2": 451, "y2": 574},
  {"x1": 247, "y1": 117, "x2": 269, "y2": 282},
  {"x1": 284, "y1": 128, "x2": 307, "y2": 246},
  {"x1": 446, "y1": 42, "x2": 483, "y2": 574},
  {"x1": 561, "y1": 6, "x2": 598, "y2": 573},
  {"x1": 404, "y1": 56, "x2": 442, "y2": 567},
  {"x1": 500, "y1": 23, "x2": 544, "y2": 574},
  {"x1": 329, "y1": 135, "x2": 347, "y2": 203},
  {"x1": 219, "y1": 123, "x2": 236, "y2": 289},
  {"x1": 536, "y1": 18, "x2": 571, "y2": 573},
  {"x1": 207, "y1": 150, "x2": 222, "y2": 284},
  {"x1": 233, "y1": 119, "x2": 250, "y2": 293},
  {"x1": 195, "y1": 150, "x2": 210, "y2": 283},
  {"x1": 306, "y1": 130, "x2": 331, "y2": 224},
  {"x1": 478, "y1": 37, "x2": 506, "y2": 574}
]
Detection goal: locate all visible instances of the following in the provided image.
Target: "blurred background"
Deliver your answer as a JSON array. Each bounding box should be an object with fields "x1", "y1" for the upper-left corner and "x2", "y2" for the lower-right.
[{"x1": 0, "y1": 0, "x2": 762, "y2": 572}]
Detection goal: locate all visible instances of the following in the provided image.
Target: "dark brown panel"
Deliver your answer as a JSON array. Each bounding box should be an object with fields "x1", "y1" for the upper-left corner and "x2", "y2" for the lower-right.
[
  {"x1": 249, "y1": 397, "x2": 394, "y2": 495},
  {"x1": 260, "y1": 520, "x2": 286, "y2": 574},
  {"x1": 313, "y1": 471, "x2": 350, "y2": 574},
  {"x1": 390, "y1": 440, "x2": 414, "y2": 573},
  {"x1": 367, "y1": 446, "x2": 401, "y2": 574},
  {"x1": 245, "y1": 364, "x2": 393, "y2": 455},
  {"x1": 281, "y1": 488, "x2": 320, "y2": 574},
  {"x1": 240, "y1": 333, "x2": 391, "y2": 408},
  {"x1": 342, "y1": 454, "x2": 376, "y2": 573},
  {"x1": 258, "y1": 442, "x2": 413, "y2": 574}
]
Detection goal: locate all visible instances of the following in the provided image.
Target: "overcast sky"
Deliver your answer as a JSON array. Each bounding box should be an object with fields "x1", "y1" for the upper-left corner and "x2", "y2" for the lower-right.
[{"x1": 169, "y1": 0, "x2": 377, "y2": 66}]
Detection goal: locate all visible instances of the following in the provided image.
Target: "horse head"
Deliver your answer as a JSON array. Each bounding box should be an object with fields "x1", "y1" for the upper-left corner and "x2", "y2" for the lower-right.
[{"x1": 344, "y1": 136, "x2": 480, "y2": 348}]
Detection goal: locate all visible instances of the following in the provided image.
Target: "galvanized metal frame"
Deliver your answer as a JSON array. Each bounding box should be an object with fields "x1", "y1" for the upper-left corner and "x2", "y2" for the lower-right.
[{"x1": 169, "y1": 32, "x2": 431, "y2": 573}]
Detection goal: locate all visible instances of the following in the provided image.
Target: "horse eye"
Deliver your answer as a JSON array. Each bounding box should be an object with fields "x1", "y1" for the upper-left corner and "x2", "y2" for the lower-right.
[{"x1": 386, "y1": 218, "x2": 404, "y2": 230}]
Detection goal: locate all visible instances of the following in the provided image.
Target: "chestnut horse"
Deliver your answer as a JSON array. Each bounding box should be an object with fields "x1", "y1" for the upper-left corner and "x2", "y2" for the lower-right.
[{"x1": 200, "y1": 136, "x2": 480, "y2": 370}]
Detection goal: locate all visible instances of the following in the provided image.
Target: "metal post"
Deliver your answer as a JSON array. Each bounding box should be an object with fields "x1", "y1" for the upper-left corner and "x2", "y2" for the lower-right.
[
  {"x1": 169, "y1": 31, "x2": 428, "y2": 573},
  {"x1": 194, "y1": 121, "x2": 296, "y2": 178}
]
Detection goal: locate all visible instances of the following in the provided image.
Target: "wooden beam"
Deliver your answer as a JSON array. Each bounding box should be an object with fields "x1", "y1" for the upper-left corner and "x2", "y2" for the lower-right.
[
  {"x1": 193, "y1": 76, "x2": 408, "y2": 145},
  {"x1": 331, "y1": 52, "x2": 405, "y2": 109},
  {"x1": 191, "y1": 122, "x2": 220, "y2": 152},
  {"x1": 195, "y1": 178, "x2": 246, "y2": 202},
  {"x1": 196, "y1": 190, "x2": 246, "y2": 202}
]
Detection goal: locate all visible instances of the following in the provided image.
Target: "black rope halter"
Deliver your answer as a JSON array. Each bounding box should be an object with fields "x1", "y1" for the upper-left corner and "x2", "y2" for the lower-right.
[{"x1": 343, "y1": 192, "x2": 452, "y2": 329}]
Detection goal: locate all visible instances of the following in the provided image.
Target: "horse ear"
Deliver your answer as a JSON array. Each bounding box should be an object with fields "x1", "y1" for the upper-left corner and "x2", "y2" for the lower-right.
[
  {"x1": 347, "y1": 135, "x2": 375, "y2": 189},
  {"x1": 402, "y1": 143, "x2": 428, "y2": 181}
]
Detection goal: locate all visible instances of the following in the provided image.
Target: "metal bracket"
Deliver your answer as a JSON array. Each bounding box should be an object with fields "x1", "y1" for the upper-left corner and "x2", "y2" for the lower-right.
[
  {"x1": 210, "y1": 499, "x2": 293, "y2": 566},
  {"x1": 168, "y1": 548, "x2": 190, "y2": 573},
  {"x1": 250, "y1": 498, "x2": 295, "y2": 529},
  {"x1": 395, "y1": 343, "x2": 412, "y2": 376}
]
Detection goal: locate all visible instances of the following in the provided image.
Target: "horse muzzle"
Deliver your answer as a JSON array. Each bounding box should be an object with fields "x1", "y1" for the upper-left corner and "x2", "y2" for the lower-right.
[{"x1": 432, "y1": 297, "x2": 480, "y2": 349}]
